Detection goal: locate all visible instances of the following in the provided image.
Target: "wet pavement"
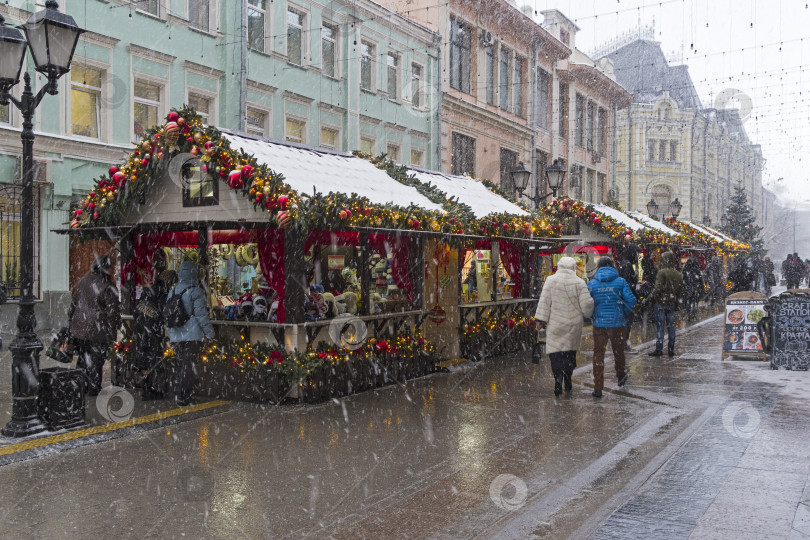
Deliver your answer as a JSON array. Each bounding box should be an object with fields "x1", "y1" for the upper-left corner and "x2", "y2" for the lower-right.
[{"x1": 0, "y1": 299, "x2": 808, "y2": 538}]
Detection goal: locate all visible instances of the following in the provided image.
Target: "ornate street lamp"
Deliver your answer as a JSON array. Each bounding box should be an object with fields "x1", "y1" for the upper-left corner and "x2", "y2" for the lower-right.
[
  {"x1": 512, "y1": 158, "x2": 566, "y2": 208},
  {"x1": 646, "y1": 198, "x2": 659, "y2": 219},
  {"x1": 720, "y1": 214, "x2": 730, "y2": 228},
  {"x1": 669, "y1": 198, "x2": 682, "y2": 219},
  {"x1": 703, "y1": 215, "x2": 711, "y2": 226},
  {"x1": 0, "y1": 2, "x2": 84, "y2": 437}
]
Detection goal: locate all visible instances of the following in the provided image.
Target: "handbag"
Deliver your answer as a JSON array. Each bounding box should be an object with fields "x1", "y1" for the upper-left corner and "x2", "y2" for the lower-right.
[
  {"x1": 46, "y1": 327, "x2": 75, "y2": 364},
  {"x1": 532, "y1": 341, "x2": 544, "y2": 364}
]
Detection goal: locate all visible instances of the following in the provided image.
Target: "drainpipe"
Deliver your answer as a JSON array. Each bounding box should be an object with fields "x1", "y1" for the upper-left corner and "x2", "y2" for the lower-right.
[
  {"x1": 239, "y1": 0, "x2": 248, "y2": 131},
  {"x1": 626, "y1": 106, "x2": 632, "y2": 210},
  {"x1": 435, "y1": 34, "x2": 442, "y2": 170},
  {"x1": 611, "y1": 101, "x2": 617, "y2": 197},
  {"x1": 530, "y1": 39, "x2": 540, "y2": 208},
  {"x1": 703, "y1": 114, "x2": 708, "y2": 220}
]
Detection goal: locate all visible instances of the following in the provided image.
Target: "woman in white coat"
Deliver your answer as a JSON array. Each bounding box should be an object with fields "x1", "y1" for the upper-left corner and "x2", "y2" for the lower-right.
[{"x1": 534, "y1": 256, "x2": 595, "y2": 396}]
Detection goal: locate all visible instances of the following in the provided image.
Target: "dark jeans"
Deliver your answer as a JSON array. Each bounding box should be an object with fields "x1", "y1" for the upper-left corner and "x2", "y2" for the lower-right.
[
  {"x1": 172, "y1": 341, "x2": 202, "y2": 404},
  {"x1": 654, "y1": 304, "x2": 677, "y2": 352},
  {"x1": 592, "y1": 327, "x2": 626, "y2": 392},
  {"x1": 73, "y1": 339, "x2": 109, "y2": 394}
]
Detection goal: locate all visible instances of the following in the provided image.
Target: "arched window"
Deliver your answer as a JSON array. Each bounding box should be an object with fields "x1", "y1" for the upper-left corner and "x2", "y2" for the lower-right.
[
  {"x1": 658, "y1": 103, "x2": 671, "y2": 122},
  {"x1": 651, "y1": 185, "x2": 672, "y2": 215}
]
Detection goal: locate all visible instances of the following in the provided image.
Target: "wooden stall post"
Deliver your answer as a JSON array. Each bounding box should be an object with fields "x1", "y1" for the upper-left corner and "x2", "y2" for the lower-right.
[
  {"x1": 284, "y1": 228, "x2": 306, "y2": 351},
  {"x1": 423, "y1": 238, "x2": 460, "y2": 359}
]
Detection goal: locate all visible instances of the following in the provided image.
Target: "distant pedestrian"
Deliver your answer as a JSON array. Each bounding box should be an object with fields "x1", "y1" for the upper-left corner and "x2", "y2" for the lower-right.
[
  {"x1": 68, "y1": 255, "x2": 121, "y2": 395},
  {"x1": 131, "y1": 269, "x2": 177, "y2": 400},
  {"x1": 648, "y1": 252, "x2": 683, "y2": 357},
  {"x1": 617, "y1": 244, "x2": 640, "y2": 352},
  {"x1": 708, "y1": 255, "x2": 725, "y2": 306},
  {"x1": 640, "y1": 252, "x2": 657, "y2": 319},
  {"x1": 587, "y1": 257, "x2": 637, "y2": 397},
  {"x1": 166, "y1": 261, "x2": 215, "y2": 406},
  {"x1": 763, "y1": 257, "x2": 776, "y2": 295},
  {"x1": 786, "y1": 253, "x2": 804, "y2": 289},
  {"x1": 534, "y1": 256, "x2": 594, "y2": 397},
  {"x1": 682, "y1": 257, "x2": 704, "y2": 319}
]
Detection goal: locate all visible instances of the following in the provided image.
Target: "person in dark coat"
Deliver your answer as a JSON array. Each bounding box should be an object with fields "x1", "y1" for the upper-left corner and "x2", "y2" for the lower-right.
[
  {"x1": 617, "y1": 244, "x2": 640, "y2": 352},
  {"x1": 728, "y1": 258, "x2": 753, "y2": 294},
  {"x1": 682, "y1": 257, "x2": 704, "y2": 319},
  {"x1": 68, "y1": 255, "x2": 121, "y2": 395},
  {"x1": 167, "y1": 261, "x2": 215, "y2": 406},
  {"x1": 131, "y1": 269, "x2": 177, "y2": 400},
  {"x1": 707, "y1": 255, "x2": 725, "y2": 306},
  {"x1": 648, "y1": 252, "x2": 683, "y2": 357}
]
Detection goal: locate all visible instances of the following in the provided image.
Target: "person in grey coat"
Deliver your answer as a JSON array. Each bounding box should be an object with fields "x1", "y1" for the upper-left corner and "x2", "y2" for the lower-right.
[
  {"x1": 167, "y1": 261, "x2": 215, "y2": 406},
  {"x1": 68, "y1": 255, "x2": 121, "y2": 395}
]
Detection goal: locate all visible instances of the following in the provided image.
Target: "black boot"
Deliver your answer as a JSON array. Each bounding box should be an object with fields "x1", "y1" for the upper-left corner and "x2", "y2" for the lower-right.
[{"x1": 553, "y1": 371, "x2": 563, "y2": 397}]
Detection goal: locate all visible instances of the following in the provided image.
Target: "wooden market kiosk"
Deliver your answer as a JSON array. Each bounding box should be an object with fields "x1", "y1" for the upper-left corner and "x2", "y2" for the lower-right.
[{"x1": 63, "y1": 109, "x2": 557, "y2": 402}]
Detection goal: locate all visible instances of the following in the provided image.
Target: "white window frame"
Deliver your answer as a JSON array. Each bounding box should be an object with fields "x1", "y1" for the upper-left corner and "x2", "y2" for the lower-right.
[
  {"x1": 247, "y1": 0, "x2": 270, "y2": 52},
  {"x1": 137, "y1": 0, "x2": 161, "y2": 18},
  {"x1": 68, "y1": 62, "x2": 105, "y2": 141},
  {"x1": 132, "y1": 77, "x2": 164, "y2": 143},
  {"x1": 321, "y1": 21, "x2": 338, "y2": 78},
  {"x1": 286, "y1": 6, "x2": 307, "y2": 66},
  {"x1": 360, "y1": 40, "x2": 375, "y2": 92},
  {"x1": 187, "y1": 91, "x2": 217, "y2": 126},
  {"x1": 410, "y1": 62, "x2": 423, "y2": 109},
  {"x1": 387, "y1": 52, "x2": 399, "y2": 101},
  {"x1": 360, "y1": 136, "x2": 376, "y2": 155},
  {"x1": 188, "y1": 0, "x2": 218, "y2": 33},
  {"x1": 498, "y1": 47, "x2": 511, "y2": 112},
  {"x1": 246, "y1": 105, "x2": 270, "y2": 137},
  {"x1": 320, "y1": 125, "x2": 340, "y2": 150},
  {"x1": 285, "y1": 116, "x2": 307, "y2": 144}
]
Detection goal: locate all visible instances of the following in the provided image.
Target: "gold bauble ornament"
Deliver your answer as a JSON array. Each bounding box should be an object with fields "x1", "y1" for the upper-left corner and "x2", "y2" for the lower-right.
[
  {"x1": 193, "y1": 132, "x2": 203, "y2": 143},
  {"x1": 106, "y1": 192, "x2": 115, "y2": 201},
  {"x1": 263, "y1": 185, "x2": 272, "y2": 196}
]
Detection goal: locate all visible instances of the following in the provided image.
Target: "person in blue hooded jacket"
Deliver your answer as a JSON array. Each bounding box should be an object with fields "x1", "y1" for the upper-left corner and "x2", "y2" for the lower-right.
[
  {"x1": 587, "y1": 257, "x2": 637, "y2": 397},
  {"x1": 168, "y1": 260, "x2": 215, "y2": 406}
]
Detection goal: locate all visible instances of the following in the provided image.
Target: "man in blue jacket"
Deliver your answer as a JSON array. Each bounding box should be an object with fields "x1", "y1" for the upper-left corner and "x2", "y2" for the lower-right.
[{"x1": 587, "y1": 257, "x2": 638, "y2": 397}]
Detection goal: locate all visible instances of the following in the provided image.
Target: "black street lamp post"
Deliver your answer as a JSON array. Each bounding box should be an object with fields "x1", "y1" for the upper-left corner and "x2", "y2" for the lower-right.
[
  {"x1": 0, "y1": 2, "x2": 83, "y2": 437},
  {"x1": 512, "y1": 158, "x2": 566, "y2": 207},
  {"x1": 646, "y1": 198, "x2": 659, "y2": 219}
]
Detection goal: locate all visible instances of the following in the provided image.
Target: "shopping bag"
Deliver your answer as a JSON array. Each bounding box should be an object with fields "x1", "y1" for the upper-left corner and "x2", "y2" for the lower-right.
[{"x1": 46, "y1": 327, "x2": 75, "y2": 364}]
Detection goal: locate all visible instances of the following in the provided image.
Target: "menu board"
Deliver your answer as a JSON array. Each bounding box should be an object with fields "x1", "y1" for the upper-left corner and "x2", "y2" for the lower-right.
[
  {"x1": 723, "y1": 298, "x2": 766, "y2": 353},
  {"x1": 770, "y1": 296, "x2": 810, "y2": 370}
]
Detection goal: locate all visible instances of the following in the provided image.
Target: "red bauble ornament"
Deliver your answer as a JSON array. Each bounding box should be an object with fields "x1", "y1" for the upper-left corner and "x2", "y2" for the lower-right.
[
  {"x1": 204, "y1": 141, "x2": 214, "y2": 149},
  {"x1": 92, "y1": 212, "x2": 99, "y2": 220},
  {"x1": 108, "y1": 166, "x2": 118, "y2": 176},
  {"x1": 228, "y1": 170, "x2": 243, "y2": 189},
  {"x1": 141, "y1": 159, "x2": 149, "y2": 167},
  {"x1": 277, "y1": 195, "x2": 289, "y2": 209},
  {"x1": 164, "y1": 121, "x2": 180, "y2": 145},
  {"x1": 177, "y1": 117, "x2": 186, "y2": 126},
  {"x1": 74, "y1": 209, "x2": 83, "y2": 217},
  {"x1": 339, "y1": 210, "x2": 348, "y2": 219},
  {"x1": 113, "y1": 171, "x2": 125, "y2": 188},
  {"x1": 70, "y1": 220, "x2": 80, "y2": 229},
  {"x1": 276, "y1": 211, "x2": 292, "y2": 229},
  {"x1": 345, "y1": 209, "x2": 351, "y2": 219},
  {"x1": 240, "y1": 165, "x2": 253, "y2": 179},
  {"x1": 166, "y1": 111, "x2": 179, "y2": 123}
]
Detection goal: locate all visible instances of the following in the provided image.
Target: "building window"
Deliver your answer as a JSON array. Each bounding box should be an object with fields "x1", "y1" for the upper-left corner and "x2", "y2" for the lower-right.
[
  {"x1": 670, "y1": 141, "x2": 678, "y2": 162},
  {"x1": 499, "y1": 148, "x2": 518, "y2": 193},
  {"x1": 410, "y1": 148, "x2": 423, "y2": 166},
  {"x1": 182, "y1": 159, "x2": 218, "y2": 207},
  {"x1": 586, "y1": 101, "x2": 594, "y2": 150},
  {"x1": 287, "y1": 8, "x2": 304, "y2": 66},
  {"x1": 585, "y1": 169, "x2": 595, "y2": 202},
  {"x1": 1, "y1": 185, "x2": 41, "y2": 300},
  {"x1": 651, "y1": 184, "x2": 672, "y2": 213},
  {"x1": 246, "y1": 107, "x2": 267, "y2": 136},
  {"x1": 411, "y1": 63, "x2": 422, "y2": 108},
  {"x1": 659, "y1": 140, "x2": 666, "y2": 161},
  {"x1": 386, "y1": 143, "x2": 400, "y2": 162},
  {"x1": 485, "y1": 44, "x2": 495, "y2": 105},
  {"x1": 559, "y1": 82, "x2": 568, "y2": 139},
  {"x1": 248, "y1": 0, "x2": 267, "y2": 52},
  {"x1": 360, "y1": 41, "x2": 374, "y2": 91},
  {"x1": 70, "y1": 65, "x2": 101, "y2": 139},
  {"x1": 560, "y1": 28, "x2": 570, "y2": 46},
  {"x1": 513, "y1": 57, "x2": 524, "y2": 117},
  {"x1": 321, "y1": 23, "x2": 337, "y2": 78},
  {"x1": 387, "y1": 53, "x2": 398, "y2": 100},
  {"x1": 187, "y1": 94, "x2": 211, "y2": 124},
  {"x1": 499, "y1": 48, "x2": 510, "y2": 111},
  {"x1": 133, "y1": 80, "x2": 161, "y2": 142},
  {"x1": 141, "y1": 0, "x2": 159, "y2": 16},
  {"x1": 320, "y1": 126, "x2": 338, "y2": 149},
  {"x1": 188, "y1": 0, "x2": 209, "y2": 32},
  {"x1": 575, "y1": 94, "x2": 585, "y2": 147},
  {"x1": 360, "y1": 137, "x2": 375, "y2": 155},
  {"x1": 597, "y1": 107, "x2": 607, "y2": 154},
  {"x1": 449, "y1": 17, "x2": 471, "y2": 93},
  {"x1": 451, "y1": 132, "x2": 475, "y2": 176},
  {"x1": 537, "y1": 69, "x2": 550, "y2": 130},
  {"x1": 285, "y1": 117, "x2": 305, "y2": 143},
  {"x1": 597, "y1": 173, "x2": 606, "y2": 203},
  {"x1": 647, "y1": 140, "x2": 655, "y2": 161}
]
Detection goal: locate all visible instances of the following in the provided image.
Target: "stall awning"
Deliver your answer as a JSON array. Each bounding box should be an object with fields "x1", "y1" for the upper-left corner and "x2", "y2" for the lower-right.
[
  {"x1": 627, "y1": 211, "x2": 679, "y2": 236},
  {"x1": 221, "y1": 131, "x2": 444, "y2": 211},
  {"x1": 408, "y1": 168, "x2": 528, "y2": 218},
  {"x1": 590, "y1": 203, "x2": 647, "y2": 232},
  {"x1": 681, "y1": 220, "x2": 727, "y2": 243}
]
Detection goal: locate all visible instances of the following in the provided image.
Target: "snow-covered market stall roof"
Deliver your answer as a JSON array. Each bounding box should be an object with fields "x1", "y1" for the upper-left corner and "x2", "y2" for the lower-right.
[
  {"x1": 408, "y1": 168, "x2": 528, "y2": 218},
  {"x1": 664, "y1": 218, "x2": 750, "y2": 254},
  {"x1": 67, "y1": 106, "x2": 558, "y2": 240},
  {"x1": 627, "y1": 211, "x2": 679, "y2": 236}
]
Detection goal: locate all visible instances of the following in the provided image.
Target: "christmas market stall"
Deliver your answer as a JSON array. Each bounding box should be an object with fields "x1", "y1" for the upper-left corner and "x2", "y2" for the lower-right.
[{"x1": 63, "y1": 107, "x2": 557, "y2": 402}]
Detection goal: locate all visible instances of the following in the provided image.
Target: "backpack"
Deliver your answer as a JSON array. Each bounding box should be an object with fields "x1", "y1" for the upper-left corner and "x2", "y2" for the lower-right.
[{"x1": 163, "y1": 286, "x2": 192, "y2": 328}]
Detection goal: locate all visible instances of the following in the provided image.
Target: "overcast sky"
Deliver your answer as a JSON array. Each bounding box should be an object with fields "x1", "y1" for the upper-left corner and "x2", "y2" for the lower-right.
[{"x1": 527, "y1": 0, "x2": 810, "y2": 208}]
